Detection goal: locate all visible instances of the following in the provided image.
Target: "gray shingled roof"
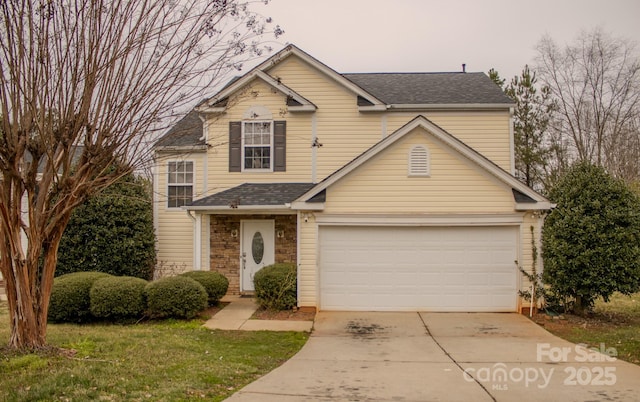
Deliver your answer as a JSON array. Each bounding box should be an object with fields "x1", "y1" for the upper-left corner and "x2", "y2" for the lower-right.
[
  {"x1": 188, "y1": 183, "x2": 315, "y2": 208},
  {"x1": 344, "y1": 72, "x2": 513, "y2": 105},
  {"x1": 155, "y1": 110, "x2": 205, "y2": 148}
]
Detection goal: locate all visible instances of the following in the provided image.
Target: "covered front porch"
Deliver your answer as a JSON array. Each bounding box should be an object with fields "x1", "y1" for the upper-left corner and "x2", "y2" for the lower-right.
[{"x1": 184, "y1": 183, "x2": 318, "y2": 296}]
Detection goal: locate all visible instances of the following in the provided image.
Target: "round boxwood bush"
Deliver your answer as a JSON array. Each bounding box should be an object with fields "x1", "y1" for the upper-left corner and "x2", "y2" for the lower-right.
[
  {"x1": 145, "y1": 276, "x2": 207, "y2": 319},
  {"x1": 253, "y1": 263, "x2": 297, "y2": 310},
  {"x1": 90, "y1": 276, "x2": 148, "y2": 321},
  {"x1": 48, "y1": 272, "x2": 112, "y2": 323},
  {"x1": 180, "y1": 271, "x2": 229, "y2": 305}
]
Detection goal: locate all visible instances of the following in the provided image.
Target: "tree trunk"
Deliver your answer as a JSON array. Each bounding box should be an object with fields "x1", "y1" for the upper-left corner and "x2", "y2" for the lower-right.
[
  {"x1": 2, "y1": 256, "x2": 49, "y2": 350},
  {"x1": 6, "y1": 281, "x2": 48, "y2": 350},
  {"x1": 1, "y1": 213, "x2": 66, "y2": 351},
  {"x1": 573, "y1": 295, "x2": 588, "y2": 317}
]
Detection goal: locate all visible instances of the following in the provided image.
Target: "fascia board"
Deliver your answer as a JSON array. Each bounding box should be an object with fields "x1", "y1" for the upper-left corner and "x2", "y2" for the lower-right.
[
  {"x1": 315, "y1": 213, "x2": 525, "y2": 226},
  {"x1": 182, "y1": 204, "x2": 291, "y2": 212},
  {"x1": 516, "y1": 201, "x2": 555, "y2": 211},
  {"x1": 194, "y1": 106, "x2": 226, "y2": 114},
  {"x1": 358, "y1": 105, "x2": 388, "y2": 112},
  {"x1": 154, "y1": 145, "x2": 208, "y2": 152},
  {"x1": 387, "y1": 103, "x2": 515, "y2": 111}
]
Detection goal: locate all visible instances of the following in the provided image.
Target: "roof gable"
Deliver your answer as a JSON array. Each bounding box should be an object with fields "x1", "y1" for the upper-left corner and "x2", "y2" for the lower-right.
[
  {"x1": 197, "y1": 45, "x2": 384, "y2": 113},
  {"x1": 196, "y1": 69, "x2": 317, "y2": 114},
  {"x1": 294, "y1": 116, "x2": 551, "y2": 211}
]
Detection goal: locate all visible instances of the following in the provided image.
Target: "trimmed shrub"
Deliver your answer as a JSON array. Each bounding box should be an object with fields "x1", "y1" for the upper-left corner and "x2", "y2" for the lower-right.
[
  {"x1": 253, "y1": 263, "x2": 297, "y2": 310},
  {"x1": 56, "y1": 173, "x2": 156, "y2": 280},
  {"x1": 90, "y1": 276, "x2": 148, "y2": 321},
  {"x1": 180, "y1": 271, "x2": 229, "y2": 305},
  {"x1": 48, "y1": 272, "x2": 112, "y2": 323},
  {"x1": 542, "y1": 161, "x2": 640, "y2": 314},
  {"x1": 145, "y1": 276, "x2": 207, "y2": 319}
]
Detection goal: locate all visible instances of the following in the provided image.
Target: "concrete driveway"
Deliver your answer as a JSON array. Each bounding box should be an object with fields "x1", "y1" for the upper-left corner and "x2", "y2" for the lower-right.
[{"x1": 225, "y1": 312, "x2": 640, "y2": 401}]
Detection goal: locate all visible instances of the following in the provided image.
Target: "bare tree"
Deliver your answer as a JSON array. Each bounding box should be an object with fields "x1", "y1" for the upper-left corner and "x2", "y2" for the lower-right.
[
  {"x1": 0, "y1": 0, "x2": 281, "y2": 350},
  {"x1": 535, "y1": 28, "x2": 640, "y2": 182}
]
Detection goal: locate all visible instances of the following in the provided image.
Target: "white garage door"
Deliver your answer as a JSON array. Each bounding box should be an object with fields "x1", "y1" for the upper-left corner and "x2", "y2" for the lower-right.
[{"x1": 319, "y1": 226, "x2": 518, "y2": 312}]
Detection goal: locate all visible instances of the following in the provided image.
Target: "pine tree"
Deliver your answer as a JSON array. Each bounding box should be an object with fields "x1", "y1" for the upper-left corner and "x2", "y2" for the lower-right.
[
  {"x1": 488, "y1": 68, "x2": 505, "y2": 89},
  {"x1": 505, "y1": 65, "x2": 554, "y2": 191}
]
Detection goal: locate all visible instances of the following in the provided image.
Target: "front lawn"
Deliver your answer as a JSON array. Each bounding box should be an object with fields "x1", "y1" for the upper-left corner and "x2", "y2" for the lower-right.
[
  {"x1": 0, "y1": 302, "x2": 308, "y2": 401},
  {"x1": 534, "y1": 292, "x2": 640, "y2": 365}
]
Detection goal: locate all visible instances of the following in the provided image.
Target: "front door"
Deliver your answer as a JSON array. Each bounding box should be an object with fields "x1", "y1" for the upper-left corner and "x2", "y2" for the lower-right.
[{"x1": 241, "y1": 220, "x2": 275, "y2": 291}]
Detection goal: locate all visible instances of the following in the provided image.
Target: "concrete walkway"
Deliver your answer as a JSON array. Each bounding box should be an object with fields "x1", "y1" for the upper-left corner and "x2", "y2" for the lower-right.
[
  {"x1": 203, "y1": 295, "x2": 314, "y2": 332},
  {"x1": 225, "y1": 312, "x2": 640, "y2": 401}
]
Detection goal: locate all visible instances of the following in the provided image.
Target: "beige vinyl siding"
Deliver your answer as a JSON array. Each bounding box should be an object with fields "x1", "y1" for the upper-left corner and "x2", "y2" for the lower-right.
[
  {"x1": 204, "y1": 79, "x2": 312, "y2": 193},
  {"x1": 154, "y1": 152, "x2": 207, "y2": 272},
  {"x1": 323, "y1": 128, "x2": 514, "y2": 214},
  {"x1": 384, "y1": 111, "x2": 512, "y2": 172},
  {"x1": 298, "y1": 212, "x2": 317, "y2": 307},
  {"x1": 268, "y1": 56, "x2": 384, "y2": 180}
]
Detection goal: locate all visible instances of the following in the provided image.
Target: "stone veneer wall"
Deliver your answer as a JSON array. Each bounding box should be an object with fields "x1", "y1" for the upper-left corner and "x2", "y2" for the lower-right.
[{"x1": 210, "y1": 214, "x2": 297, "y2": 295}]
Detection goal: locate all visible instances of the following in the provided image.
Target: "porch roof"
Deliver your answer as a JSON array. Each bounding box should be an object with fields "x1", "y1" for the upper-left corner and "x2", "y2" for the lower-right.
[{"x1": 186, "y1": 182, "x2": 316, "y2": 210}]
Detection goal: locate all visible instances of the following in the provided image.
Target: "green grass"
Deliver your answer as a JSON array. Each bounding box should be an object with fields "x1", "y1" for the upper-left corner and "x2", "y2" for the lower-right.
[
  {"x1": 594, "y1": 292, "x2": 640, "y2": 317},
  {"x1": 542, "y1": 292, "x2": 640, "y2": 365},
  {"x1": 0, "y1": 302, "x2": 308, "y2": 401}
]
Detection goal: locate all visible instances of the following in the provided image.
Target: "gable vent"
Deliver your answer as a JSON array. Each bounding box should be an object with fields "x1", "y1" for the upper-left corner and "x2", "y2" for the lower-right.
[{"x1": 409, "y1": 145, "x2": 430, "y2": 176}]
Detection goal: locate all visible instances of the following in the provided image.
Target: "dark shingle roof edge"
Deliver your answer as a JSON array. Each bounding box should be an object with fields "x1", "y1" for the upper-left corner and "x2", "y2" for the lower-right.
[
  {"x1": 343, "y1": 72, "x2": 513, "y2": 105},
  {"x1": 155, "y1": 110, "x2": 205, "y2": 149},
  {"x1": 187, "y1": 182, "x2": 316, "y2": 209}
]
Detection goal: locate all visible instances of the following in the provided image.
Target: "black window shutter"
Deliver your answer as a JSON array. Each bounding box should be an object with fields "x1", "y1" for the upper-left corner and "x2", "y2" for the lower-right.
[
  {"x1": 229, "y1": 121, "x2": 241, "y2": 172},
  {"x1": 273, "y1": 121, "x2": 286, "y2": 172}
]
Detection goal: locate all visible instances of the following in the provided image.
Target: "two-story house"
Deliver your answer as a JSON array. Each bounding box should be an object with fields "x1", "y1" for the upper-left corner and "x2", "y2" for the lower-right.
[{"x1": 153, "y1": 45, "x2": 551, "y2": 313}]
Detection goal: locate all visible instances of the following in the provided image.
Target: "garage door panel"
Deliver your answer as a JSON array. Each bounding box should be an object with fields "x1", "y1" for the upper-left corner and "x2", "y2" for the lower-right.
[{"x1": 319, "y1": 226, "x2": 518, "y2": 312}]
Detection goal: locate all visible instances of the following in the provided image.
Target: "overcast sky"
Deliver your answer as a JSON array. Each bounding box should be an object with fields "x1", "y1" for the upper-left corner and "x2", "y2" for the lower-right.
[{"x1": 249, "y1": 0, "x2": 640, "y2": 81}]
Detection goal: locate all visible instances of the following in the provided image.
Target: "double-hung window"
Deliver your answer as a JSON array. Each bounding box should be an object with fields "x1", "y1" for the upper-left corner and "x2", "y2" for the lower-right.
[
  {"x1": 243, "y1": 121, "x2": 273, "y2": 171},
  {"x1": 229, "y1": 120, "x2": 285, "y2": 172},
  {"x1": 167, "y1": 161, "x2": 193, "y2": 208}
]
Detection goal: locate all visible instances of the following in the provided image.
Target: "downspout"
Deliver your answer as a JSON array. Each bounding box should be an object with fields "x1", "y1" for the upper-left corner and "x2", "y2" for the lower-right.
[
  {"x1": 311, "y1": 114, "x2": 318, "y2": 183},
  {"x1": 296, "y1": 211, "x2": 301, "y2": 309}
]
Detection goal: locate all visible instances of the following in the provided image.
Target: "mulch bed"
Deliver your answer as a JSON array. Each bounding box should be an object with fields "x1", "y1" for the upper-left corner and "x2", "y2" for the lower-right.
[
  {"x1": 201, "y1": 302, "x2": 315, "y2": 321},
  {"x1": 530, "y1": 311, "x2": 631, "y2": 337},
  {"x1": 251, "y1": 308, "x2": 315, "y2": 321}
]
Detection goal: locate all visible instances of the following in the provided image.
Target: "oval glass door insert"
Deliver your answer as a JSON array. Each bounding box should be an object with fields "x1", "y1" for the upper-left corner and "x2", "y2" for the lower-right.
[{"x1": 252, "y1": 232, "x2": 264, "y2": 264}]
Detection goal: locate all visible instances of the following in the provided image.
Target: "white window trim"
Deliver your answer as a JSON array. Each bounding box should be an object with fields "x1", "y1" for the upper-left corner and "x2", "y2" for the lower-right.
[
  {"x1": 408, "y1": 145, "x2": 430, "y2": 177},
  {"x1": 241, "y1": 120, "x2": 274, "y2": 172},
  {"x1": 166, "y1": 159, "x2": 196, "y2": 210}
]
